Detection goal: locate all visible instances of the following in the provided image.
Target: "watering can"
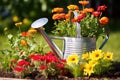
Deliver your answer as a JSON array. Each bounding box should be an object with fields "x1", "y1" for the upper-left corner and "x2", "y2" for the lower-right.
[{"x1": 31, "y1": 18, "x2": 109, "y2": 59}]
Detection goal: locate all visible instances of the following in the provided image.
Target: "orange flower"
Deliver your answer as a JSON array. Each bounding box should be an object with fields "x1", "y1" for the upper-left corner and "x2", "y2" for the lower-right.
[
  {"x1": 67, "y1": 5, "x2": 79, "y2": 10},
  {"x1": 21, "y1": 40, "x2": 27, "y2": 46},
  {"x1": 79, "y1": 1, "x2": 89, "y2": 6},
  {"x1": 21, "y1": 32, "x2": 31, "y2": 37},
  {"x1": 83, "y1": 8, "x2": 94, "y2": 13},
  {"x1": 52, "y1": 13, "x2": 66, "y2": 20},
  {"x1": 52, "y1": 7, "x2": 64, "y2": 13},
  {"x1": 99, "y1": 17, "x2": 109, "y2": 25},
  {"x1": 28, "y1": 29, "x2": 37, "y2": 34},
  {"x1": 15, "y1": 22, "x2": 22, "y2": 27}
]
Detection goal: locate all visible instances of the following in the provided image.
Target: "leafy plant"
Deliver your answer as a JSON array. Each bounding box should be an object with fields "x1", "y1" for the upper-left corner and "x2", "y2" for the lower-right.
[
  {"x1": 52, "y1": 0, "x2": 109, "y2": 39},
  {"x1": 0, "y1": 22, "x2": 47, "y2": 72}
]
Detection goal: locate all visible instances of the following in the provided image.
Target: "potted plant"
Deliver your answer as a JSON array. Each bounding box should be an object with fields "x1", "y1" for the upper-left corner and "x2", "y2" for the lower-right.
[{"x1": 51, "y1": 0, "x2": 110, "y2": 58}]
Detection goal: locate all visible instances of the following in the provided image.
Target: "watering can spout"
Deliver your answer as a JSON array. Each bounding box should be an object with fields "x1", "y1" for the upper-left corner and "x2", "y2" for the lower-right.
[{"x1": 31, "y1": 18, "x2": 63, "y2": 59}]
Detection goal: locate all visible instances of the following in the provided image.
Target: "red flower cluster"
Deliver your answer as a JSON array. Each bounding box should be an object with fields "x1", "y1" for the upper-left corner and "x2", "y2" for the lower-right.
[
  {"x1": 29, "y1": 52, "x2": 66, "y2": 71},
  {"x1": 13, "y1": 59, "x2": 30, "y2": 72},
  {"x1": 12, "y1": 52, "x2": 67, "y2": 77},
  {"x1": 17, "y1": 59, "x2": 30, "y2": 66},
  {"x1": 14, "y1": 66, "x2": 25, "y2": 72}
]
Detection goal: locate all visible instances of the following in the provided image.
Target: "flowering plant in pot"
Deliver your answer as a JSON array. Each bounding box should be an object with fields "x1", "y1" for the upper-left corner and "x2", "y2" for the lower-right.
[
  {"x1": 51, "y1": 0, "x2": 110, "y2": 57},
  {"x1": 52, "y1": 0, "x2": 109, "y2": 39}
]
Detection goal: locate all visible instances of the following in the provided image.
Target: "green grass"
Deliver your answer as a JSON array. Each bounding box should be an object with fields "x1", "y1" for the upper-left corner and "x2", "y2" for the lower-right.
[
  {"x1": 97, "y1": 32, "x2": 120, "y2": 61},
  {"x1": 0, "y1": 32, "x2": 120, "y2": 61}
]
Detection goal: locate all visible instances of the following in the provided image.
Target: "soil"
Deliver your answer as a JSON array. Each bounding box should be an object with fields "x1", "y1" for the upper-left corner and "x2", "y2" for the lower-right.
[{"x1": 0, "y1": 61, "x2": 120, "y2": 80}]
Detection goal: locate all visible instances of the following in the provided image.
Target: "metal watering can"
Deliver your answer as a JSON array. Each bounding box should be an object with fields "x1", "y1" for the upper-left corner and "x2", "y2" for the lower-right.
[{"x1": 31, "y1": 18, "x2": 109, "y2": 59}]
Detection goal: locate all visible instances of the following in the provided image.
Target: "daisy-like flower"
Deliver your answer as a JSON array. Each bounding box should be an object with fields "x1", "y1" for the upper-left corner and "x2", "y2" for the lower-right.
[
  {"x1": 52, "y1": 7, "x2": 64, "y2": 13},
  {"x1": 84, "y1": 63, "x2": 94, "y2": 76},
  {"x1": 67, "y1": 54, "x2": 79, "y2": 65},
  {"x1": 82, "y1": 52, "x2": 90, "y2": 60},
  {"x1": 90, "y1": 49, "x2": 103, "y2": 60},
  {"x1": 88, "y1": 60, "x2": 98, "y2": 67},
  {"x1": 104, "y1": 52, "x2": 113, "y2": 61},
  {"x1": 15, "y1": 22, "x2": 22, "y2": 27},
  {"x1": 99, "y1": 16, "x2": 109, "y2": 25},
  {"x1": 67, "y1": 5, "x2": 79, "y2": 10}
]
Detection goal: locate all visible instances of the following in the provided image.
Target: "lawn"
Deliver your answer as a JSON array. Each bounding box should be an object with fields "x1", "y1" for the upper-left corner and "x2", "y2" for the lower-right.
[{"x1": 0, "y1": 31, "x2": 120, "y2": 61}]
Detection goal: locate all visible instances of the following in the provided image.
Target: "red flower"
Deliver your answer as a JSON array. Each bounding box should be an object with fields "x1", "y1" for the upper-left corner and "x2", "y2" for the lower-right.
[
  {"x1": 56, "y1": 63, "x2": 64, "y2": 69},
  {"x1": 14, "y1": 66, "x2": 25, "y2": 72},
  {"x1": 39, "y1": 65, "x2": 47, "y2": 70},
  {"x1": 29, "y1": 54, "x2": 45, "y2": 61},
  {"x1": 92, "y1": 11, "x2": 101, "y2": 17},
  {"x1": 21, "y1": 32, "x2": 30, "y2": 37},
  {"x1": 60, "y1": 59, "x2": 66, "y2": 63},
  {"x1": 97, "y1": 5, "x2": 107, "y2": 11},
  {"x1": 17, "y1": 59, "x2": 30, "y2": 66}
]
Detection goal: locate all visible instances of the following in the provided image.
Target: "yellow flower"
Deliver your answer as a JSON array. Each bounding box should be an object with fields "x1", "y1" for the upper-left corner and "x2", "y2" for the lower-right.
[
  {"x1": 23, "y1": 18, "x2": 29, "y2": 24},
  {"x1": 82, "y1": 52, "x2": 90, "y2": 60},
  {"x1": 67, "y1": 54, "x2": 79, "y2": 64},
  {"x1": 90, "y1": 50, "x2": 103, "y2": 60},
  {"x1": 84, "y1": 63, "x2": 94, "y2": 76},
  {"x1": 67, "y1": 5, "x2": 79, "y2": 10},
  {"x1": 15, "y1": 22, "x2": 22, "y2": 27},
  {"x1": 13, "y1": 16, "x2": 19, "y2": 22},
  {"x1": 88, "y1": 60, "x2": 98, "y2": 67},
  {"x1": 104, "y1": 52, "x2": 113, "y2": 61}
]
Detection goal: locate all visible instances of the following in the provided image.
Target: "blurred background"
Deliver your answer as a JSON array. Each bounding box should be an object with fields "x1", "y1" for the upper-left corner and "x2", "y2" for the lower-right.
[{"x1": 0, "y1": 0, "x2": 120, "y2": 60}]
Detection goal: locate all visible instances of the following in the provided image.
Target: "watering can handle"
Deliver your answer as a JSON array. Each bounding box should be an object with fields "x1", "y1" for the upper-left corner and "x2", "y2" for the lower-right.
[
  {"x1": 99, "y1": 29, "x2": 109, "y2": 49},
  {"x1": 50, "y1": 36, "x2": 65, "y2": 57}
]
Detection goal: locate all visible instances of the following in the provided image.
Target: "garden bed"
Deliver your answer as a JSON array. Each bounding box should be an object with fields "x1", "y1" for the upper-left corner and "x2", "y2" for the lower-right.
[{"x1": 0, "y1": 61, "x2": 120, "y2": 80}]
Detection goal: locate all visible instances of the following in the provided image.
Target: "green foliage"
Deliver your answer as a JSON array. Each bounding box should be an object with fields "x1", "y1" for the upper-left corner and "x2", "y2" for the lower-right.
[
  {"x1": 0, "y1": 23, "x2": 48, "y2": 71},
  {"x1": 52, "y1": 20, "x2": 76, "y2": 37}
]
